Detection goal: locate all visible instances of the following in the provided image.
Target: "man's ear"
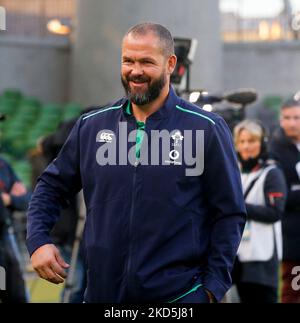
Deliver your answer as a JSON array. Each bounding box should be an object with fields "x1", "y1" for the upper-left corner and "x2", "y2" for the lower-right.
[{"x1": 167, "y1": 55, "x2": 177, "y2": 75}]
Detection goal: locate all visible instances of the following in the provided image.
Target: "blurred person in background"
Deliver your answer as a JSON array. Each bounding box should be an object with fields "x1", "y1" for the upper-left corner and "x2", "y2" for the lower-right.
[
  {"x1": 232, "y1": 120, "x2": 286, "y2": 303},
  {"x1": 0, "y1": 156, "x2": 31, "y2": 303},
  {"x1": 269, "y1": 98, "x2": 300, "y2": 303}
]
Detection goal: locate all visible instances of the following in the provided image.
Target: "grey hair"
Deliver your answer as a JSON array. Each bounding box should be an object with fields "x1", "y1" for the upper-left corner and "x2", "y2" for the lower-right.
[{"x1": 124, "y1": 22, "x2": 175, "y2": 57}]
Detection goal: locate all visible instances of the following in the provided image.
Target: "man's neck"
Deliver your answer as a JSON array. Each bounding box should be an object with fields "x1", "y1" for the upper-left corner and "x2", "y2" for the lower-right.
[{"x1": 131, "y1": 85, "x2": 170, "y2": 123}]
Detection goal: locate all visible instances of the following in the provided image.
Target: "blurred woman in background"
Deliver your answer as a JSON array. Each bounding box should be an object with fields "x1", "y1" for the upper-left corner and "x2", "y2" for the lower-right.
[{"x1": 232, "y1": 120, "x2": 287, "y2": 303}]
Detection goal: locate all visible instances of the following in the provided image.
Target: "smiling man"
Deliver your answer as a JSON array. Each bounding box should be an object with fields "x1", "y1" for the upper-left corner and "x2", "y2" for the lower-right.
[
  {"x1": 27, "y1": 22, "x2": 246, "y2": 303},
  {"x1": 121, "y1": 24, "x2": 177, "y2": 124}
]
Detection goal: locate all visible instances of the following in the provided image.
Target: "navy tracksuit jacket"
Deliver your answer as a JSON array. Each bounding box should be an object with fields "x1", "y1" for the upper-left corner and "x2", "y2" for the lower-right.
[{"x1": 26, "y1": 87, "x2": 246, "y2": 303}]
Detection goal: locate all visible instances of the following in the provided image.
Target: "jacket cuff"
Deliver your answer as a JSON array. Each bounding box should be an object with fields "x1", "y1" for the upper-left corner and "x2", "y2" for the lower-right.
[
  {"x1": 26, "y1": 235, "x2": 53, "y2": 257},
  {"x1": 203, "y1": 273, "x2": 229, "y2": 303}
]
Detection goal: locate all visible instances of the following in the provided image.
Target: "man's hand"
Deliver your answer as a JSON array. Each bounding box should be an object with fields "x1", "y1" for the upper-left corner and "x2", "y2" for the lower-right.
[{"x1": 31, "y1": 244, "x2": 70, "y2": 284}]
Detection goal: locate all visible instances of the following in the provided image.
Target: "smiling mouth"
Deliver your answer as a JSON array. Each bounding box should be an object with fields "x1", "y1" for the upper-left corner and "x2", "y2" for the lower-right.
[{"x1": 130, "y1": 81, "x2": 148, "y2": 87}]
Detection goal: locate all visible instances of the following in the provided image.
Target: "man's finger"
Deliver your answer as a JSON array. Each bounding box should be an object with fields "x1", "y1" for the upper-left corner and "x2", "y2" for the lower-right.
[
  {"x1": 55, "y1": 249, "x2": 70, "y2": 269},
  {"x1": 42, "y1": 267, "x2": 64, "y2": 284},
  {"x1": 37, "y1": 267, "x2": 61, "y2": 284},
  {"x1": 50, "y1": 261, "x2": 68, "y2": 279},
  {"x1": 35, "y1": 268, "x2": 47, "y2": 280}
]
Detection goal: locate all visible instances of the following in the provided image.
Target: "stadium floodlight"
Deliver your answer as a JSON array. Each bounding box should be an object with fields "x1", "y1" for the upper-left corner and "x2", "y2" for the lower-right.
[{"x1": 47, "y1": 19, "x2": 71, "y2": 35}]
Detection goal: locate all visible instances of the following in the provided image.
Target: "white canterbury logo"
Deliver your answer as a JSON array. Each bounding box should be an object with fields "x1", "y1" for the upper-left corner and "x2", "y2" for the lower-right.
[{"x1": 98, "y1": 131, "x2": 114, "y2": 143}]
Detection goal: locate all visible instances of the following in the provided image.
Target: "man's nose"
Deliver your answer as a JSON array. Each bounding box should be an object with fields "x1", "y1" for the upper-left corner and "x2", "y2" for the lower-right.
[{"x1": 131, "y1": 63, "x2": 143, "y2": 76}]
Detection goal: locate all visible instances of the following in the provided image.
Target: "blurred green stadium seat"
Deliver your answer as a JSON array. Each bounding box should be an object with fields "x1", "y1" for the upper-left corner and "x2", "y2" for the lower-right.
[
  {"x1": 262, "y1": 95, "x2": 283, "y2": 117},
  {"x1": 2, "y1": 89, "x2": 23, "y2": 101},
  {"x1": 0, "y1": 89, "x2": 82, "y2": 189}
]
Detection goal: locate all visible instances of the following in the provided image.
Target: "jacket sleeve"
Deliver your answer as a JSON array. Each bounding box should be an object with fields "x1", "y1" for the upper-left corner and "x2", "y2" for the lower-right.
[
  {"x1": 246, "y1": 167, "x2": 287, "y2": 223},
  {"x1": 26, "y1": 117, "x2": 83, "y2": 257},
  {"x1": 202, "y1": 117, "x2": 246, "y2": 302}
]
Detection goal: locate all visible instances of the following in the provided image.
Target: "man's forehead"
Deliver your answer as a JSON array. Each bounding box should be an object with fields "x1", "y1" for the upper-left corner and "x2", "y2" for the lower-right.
[{"x1": 122, "y1": 34, "x2": 164, "y2": 57}]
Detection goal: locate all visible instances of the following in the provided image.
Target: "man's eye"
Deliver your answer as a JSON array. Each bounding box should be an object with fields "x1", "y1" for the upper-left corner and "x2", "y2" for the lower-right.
[{"x1": 140, "y1": 60, "x2": 153, "y2": 65}]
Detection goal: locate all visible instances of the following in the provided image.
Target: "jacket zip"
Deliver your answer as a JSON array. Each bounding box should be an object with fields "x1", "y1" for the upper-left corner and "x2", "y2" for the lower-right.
[
  {"x1": 126, "y1": 163, "x2": 138, "y2": 299},
  {"x1": 126, "y1": 117, "x2": 147, "y2": 300},
  {"x1": 126, "y1": 118, "x2": 143, "y2": 299}
]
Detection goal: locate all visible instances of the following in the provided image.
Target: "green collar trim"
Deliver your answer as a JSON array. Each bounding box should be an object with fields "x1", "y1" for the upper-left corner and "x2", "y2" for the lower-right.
[
  {"x1": 175, "y1": 105, "x2": 216, "y2": 125},
  {"x1": 125, "y1": 101, "x2": 132, "y2": 115}
]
